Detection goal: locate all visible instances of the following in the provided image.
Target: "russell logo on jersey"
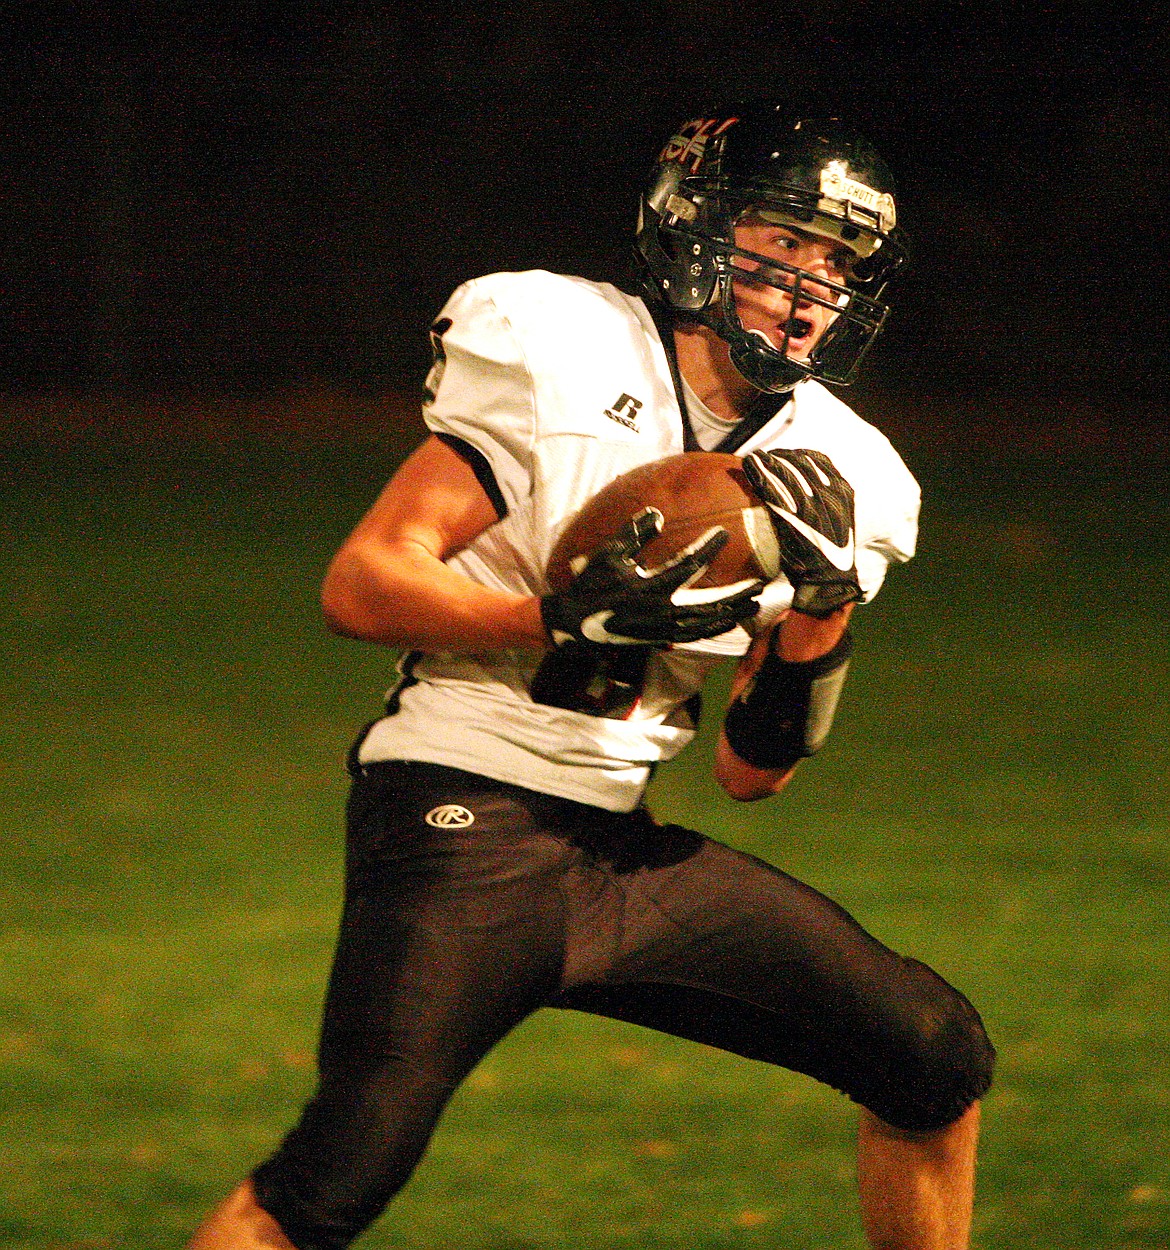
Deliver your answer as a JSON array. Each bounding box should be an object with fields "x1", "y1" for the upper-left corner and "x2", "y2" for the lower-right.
[{"x1": 604, "y1": 393, "x2": 643, "y2": 430}]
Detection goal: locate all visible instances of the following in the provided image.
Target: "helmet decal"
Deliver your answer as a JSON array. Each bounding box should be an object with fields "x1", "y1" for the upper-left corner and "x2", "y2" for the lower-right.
[{"x1": 659, "y1": 117, "x2": 738, "y2": 173}]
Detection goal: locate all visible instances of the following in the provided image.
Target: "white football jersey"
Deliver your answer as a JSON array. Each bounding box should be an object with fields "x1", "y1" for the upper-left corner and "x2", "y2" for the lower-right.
[{"x1": 359, "y1": 271, "x2": 920, "y2": 811}]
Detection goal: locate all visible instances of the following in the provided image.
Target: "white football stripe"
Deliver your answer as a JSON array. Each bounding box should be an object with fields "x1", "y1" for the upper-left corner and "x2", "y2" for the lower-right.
[{"x1": 743, "y1": 505, "x2": 781, "y2": 578}]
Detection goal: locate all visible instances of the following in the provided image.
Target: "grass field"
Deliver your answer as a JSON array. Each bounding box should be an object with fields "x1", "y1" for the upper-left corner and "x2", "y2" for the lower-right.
[{"x1": 2, "y1": 396, "x2": 1168, "y2": 1248}]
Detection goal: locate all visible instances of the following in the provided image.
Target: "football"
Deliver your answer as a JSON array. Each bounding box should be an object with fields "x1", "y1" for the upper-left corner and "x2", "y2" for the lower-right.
[{"x1": 547, "y1": 452, "x2": 781, "y2": 592}]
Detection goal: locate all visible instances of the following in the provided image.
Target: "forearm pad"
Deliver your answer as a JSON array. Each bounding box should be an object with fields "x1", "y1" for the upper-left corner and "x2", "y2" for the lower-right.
[{"x1": 723, "y1": 629, "x2": 853, "y2": 769}]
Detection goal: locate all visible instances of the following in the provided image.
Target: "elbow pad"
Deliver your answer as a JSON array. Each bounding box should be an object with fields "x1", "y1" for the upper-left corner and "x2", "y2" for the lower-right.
[{"x1": 723, "y1": 629, "x2": 853, "y2": 770}]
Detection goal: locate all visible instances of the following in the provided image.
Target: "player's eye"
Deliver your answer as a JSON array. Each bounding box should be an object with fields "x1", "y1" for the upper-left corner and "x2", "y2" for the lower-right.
[{"x1": 819, "y1": 250, "x2": 855, "y2": 279}]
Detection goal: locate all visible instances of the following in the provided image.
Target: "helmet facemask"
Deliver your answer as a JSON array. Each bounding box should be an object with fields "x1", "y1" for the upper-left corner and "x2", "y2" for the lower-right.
[{"x1": 636, "y1": 112, "x2": 906, "y2": 393}]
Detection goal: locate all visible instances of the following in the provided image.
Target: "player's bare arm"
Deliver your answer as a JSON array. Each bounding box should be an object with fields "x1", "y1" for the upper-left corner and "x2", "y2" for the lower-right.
[
  {"x1": 325, "y1": 435, "x2": 760, "y2": 654},
  {"x1": 322, "y1": 435, "x2": 549, "y2": 651}
]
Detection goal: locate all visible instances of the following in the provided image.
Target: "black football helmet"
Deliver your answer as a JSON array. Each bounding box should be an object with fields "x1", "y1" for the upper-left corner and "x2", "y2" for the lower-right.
[{"x1": 635, "y1": 103, "x2": 906, "y2": 392}]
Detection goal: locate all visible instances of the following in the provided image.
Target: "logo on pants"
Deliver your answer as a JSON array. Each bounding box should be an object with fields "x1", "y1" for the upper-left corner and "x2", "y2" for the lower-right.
[{"x1": 425, "y1": 804, "x2": 475, "y2": 828}]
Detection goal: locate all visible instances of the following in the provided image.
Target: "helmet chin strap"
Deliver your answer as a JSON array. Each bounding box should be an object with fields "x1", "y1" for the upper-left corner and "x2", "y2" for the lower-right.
[
  {"x1": 657, "y1": 306, "x2": 797, "y2": 452},
  {"x1": 726, "y1": 332, "x2": 807, "y2": 393},
  {"x1": 706, "y1": 277, "x2": 811, "y2": 395}
]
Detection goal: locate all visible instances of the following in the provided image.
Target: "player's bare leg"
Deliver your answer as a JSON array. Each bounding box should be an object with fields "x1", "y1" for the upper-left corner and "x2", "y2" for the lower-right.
[
  {"x1": 856, "y1": 1102, "x2": 981, "y2": 1250},
  {"x1": 186, "y1": 1177, "x2": 296, "y2": 1250}
]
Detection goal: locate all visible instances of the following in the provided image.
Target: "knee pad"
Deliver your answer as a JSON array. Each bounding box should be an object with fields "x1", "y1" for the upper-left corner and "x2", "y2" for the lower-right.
[{"x1": 861, "y1": 960, "x2": 996, "y2": 1133}]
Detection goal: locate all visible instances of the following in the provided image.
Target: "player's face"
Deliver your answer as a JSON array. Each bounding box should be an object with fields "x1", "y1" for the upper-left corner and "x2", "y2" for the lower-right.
[{"x1": 731, "y1": 216, "x2": 857, "y2": 361}]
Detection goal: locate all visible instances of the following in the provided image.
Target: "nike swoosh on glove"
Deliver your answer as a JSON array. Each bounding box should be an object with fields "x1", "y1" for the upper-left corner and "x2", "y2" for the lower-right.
[
  {"x1": 742, "y1": 448, "x2": 863, "y2": 618},
  {"x1": 541, "y1": 507, "x2": 763, "y2": 647}
]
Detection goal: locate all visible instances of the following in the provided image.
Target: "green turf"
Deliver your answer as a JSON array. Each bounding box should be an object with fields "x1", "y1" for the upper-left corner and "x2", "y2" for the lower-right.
[{"x1": 2, "y1": 412, "x2": 1168, "y2": 1247}]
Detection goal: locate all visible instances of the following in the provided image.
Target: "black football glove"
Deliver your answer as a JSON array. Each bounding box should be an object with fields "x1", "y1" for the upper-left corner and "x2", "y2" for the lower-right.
[
  {"x1": 742, "y1": 448, "x2": 863, "y2": 618},
  {"x1": 541, "y1": 507, "x2": 762, "y2": 647}
]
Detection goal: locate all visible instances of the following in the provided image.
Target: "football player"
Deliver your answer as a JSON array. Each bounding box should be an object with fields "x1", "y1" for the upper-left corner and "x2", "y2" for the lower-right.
[{"x1": 190, "y1": 103, "x2": 993, "y2": 1250}]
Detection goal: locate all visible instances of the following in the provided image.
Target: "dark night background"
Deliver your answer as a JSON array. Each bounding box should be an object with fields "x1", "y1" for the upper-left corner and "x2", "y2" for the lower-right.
[
  {"x1": 5, "y1": 12, "x2": 1170, "y2": 1242},
  {"x1": 3, "y1": 3, "x2": 1169, "y2": 419}
]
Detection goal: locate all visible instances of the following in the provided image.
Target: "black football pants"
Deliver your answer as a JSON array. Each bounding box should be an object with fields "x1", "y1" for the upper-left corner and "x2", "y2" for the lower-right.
[{"x1": 252, "y1": 760, "x2": 994, "y2": 1250}]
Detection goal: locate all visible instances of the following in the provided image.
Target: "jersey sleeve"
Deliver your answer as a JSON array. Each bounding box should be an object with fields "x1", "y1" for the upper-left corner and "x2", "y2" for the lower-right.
[
  {"x1": 854, "y1": 454, "x2": 920, "y2": 602},
  {"x1": 422, "y1": 278, "x2": 536, "y2": 518}
]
